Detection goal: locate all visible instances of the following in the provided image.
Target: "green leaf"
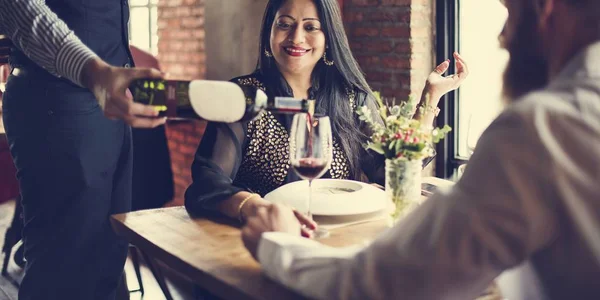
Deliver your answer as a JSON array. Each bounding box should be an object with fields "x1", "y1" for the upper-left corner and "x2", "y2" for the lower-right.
[
  {"x1": 394, "y1": 139, "x2": 403, "y2": 153},
  {"x1": 372, "y1": 91, "x2": 388, "y2": 120},
  {"x1": 367, "y1": 143, "x2": 385, "y2": 155},
  {"x1": 373, "y1": 91, "x2": 384, "y2": 107},
  {"x1": 388, "y1": 140, "x2": 396, "y2": 151}
]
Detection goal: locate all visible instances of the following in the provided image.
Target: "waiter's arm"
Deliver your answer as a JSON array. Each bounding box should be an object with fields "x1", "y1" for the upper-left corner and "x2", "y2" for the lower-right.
[
  {"x1": 0, "y1": 0, "x2": 96, "y2": 86},
  {"x1": 0, "y1": 0, "x2": 165, "y2": 127}
]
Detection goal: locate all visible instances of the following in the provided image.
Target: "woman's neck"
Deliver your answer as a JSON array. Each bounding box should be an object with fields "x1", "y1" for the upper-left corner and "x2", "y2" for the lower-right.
[{"x1": 282, "y1": 71, "x2": 312, "y2": 99}]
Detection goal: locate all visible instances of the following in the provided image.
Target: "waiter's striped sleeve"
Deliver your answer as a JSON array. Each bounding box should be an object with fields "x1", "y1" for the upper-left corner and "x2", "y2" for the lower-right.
[{"x1": 0, "y1": 0, "x2": 98, "y2": 87}]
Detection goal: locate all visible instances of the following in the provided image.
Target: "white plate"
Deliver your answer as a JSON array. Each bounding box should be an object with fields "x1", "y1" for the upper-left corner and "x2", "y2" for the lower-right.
[{"x1": 264, "y1": 179, "x2": 388, "y2": 216}]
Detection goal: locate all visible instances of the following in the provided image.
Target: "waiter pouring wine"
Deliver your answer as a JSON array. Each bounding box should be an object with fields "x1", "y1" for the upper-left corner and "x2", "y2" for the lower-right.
[{"x1": 0, "y1": 0, "x2": 165, "y2": 298}]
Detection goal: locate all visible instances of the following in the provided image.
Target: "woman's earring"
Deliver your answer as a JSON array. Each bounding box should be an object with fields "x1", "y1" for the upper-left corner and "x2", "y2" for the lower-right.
[
  {"x1": 323, "y1": 51, "x2": 334, "y2": 66},
  {"x1": 264, "y1": 49, "x2": 273, "y2": 58}
]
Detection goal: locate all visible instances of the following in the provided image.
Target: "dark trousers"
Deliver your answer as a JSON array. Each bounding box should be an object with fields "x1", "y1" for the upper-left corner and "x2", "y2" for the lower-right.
[
  {"x1": 2, "y1": 69, "x2": 132, "y2": 300},
  {"x1": 131, "y1": 126, "x2": 174, "y2": 211}
]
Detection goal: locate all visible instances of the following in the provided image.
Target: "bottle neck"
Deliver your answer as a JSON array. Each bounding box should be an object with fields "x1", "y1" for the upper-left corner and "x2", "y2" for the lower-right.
[{"x1": 267, "y1": 97, "x2": 315, "y2": 115}]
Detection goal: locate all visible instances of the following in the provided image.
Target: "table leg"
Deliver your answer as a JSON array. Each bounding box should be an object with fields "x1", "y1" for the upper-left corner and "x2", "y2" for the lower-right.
[
  {"x1": 128, "y1": 246, "x2": 145, "y2": 295},
  {"x1": 139, "y1": 249, "x2": 174, "y2": 300}
]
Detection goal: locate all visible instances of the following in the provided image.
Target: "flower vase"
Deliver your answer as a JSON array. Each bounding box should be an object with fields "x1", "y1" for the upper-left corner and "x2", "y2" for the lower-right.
[{"x1": 385, "y1": 158, "x2": 422, "y2": 225}]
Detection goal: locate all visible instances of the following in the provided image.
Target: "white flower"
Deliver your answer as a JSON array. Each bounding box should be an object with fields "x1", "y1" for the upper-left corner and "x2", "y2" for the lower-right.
[{"x1": 359, "y1": 105, "x2": 371, "y2": 115}]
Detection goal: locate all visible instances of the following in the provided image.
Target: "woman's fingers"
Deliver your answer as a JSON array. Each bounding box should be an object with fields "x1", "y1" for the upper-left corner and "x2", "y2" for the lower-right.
[
  {"x1": 454, "y1": 52, "x2": 470, "y2": 79},
  {"x1": 434, "y1": 59, "x2": 450, "y2": 75}
]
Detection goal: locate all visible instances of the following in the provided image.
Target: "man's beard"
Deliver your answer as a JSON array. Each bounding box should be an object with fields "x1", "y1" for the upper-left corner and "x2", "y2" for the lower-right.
[{"x1": 502, "y1": 9, "x2": 550, "y2": 102}]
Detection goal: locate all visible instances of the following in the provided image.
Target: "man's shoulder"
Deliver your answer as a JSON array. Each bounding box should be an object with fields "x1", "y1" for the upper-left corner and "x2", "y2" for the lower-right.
[
  {"x1": 484, "y1": 89, "x2": 580, "y2": 141},
  {"x1": 498, "y1": 86, "x2": 600, "y2": 145},
  {"x1": 508, "y1": 88, "x2": 582, "y2": 120}
]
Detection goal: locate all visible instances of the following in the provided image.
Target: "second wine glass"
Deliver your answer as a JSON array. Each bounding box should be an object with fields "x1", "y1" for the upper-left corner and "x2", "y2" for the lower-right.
[{"x1": 289, "y1": 113, "x2": 333, "y2": 238}]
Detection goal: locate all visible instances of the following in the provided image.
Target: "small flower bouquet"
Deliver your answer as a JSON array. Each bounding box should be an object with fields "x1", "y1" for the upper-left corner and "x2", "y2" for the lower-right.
[
  {"x1": 357, "y1": 92, "x2": 451, "y2": 223},
  {"x1": 357, "y1": 92, "x2": 451, "y2": 161}
]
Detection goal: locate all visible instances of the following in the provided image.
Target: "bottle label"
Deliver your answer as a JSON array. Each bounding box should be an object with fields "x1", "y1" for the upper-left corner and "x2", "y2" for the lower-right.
[
  {"x1": 166, "y1": 82, "x2": 177, "y2": 118},
  {"x1": 130, "y1": 79, "x2": 194, "y2": 120}
]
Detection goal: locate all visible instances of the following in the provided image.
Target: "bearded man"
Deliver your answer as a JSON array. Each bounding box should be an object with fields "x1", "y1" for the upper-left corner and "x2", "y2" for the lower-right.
[{"x1": 240, "y1": 0, "x2": 600, "y2": 299}]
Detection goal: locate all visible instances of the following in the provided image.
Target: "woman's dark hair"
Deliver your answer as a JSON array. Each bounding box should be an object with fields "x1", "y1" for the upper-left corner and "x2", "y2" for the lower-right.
[{"x1": 256, "y1": 0, "x2": 379, "y2": 180}]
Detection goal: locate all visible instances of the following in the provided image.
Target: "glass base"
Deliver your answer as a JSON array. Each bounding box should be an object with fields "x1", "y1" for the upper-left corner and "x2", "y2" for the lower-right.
[{"x1": 313, "y1": 227, "x2": 330, "y2": 238}]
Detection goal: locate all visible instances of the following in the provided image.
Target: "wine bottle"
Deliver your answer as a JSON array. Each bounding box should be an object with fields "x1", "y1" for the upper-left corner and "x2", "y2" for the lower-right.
[{"x1": 129, "y1": 79, "x2": 315, "y2": 123}]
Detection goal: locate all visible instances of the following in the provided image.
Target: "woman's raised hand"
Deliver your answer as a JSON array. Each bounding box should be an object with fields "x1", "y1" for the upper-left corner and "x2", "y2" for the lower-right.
[{"x1": 425, "y1": 52, "x2": 469, "y2": 102}]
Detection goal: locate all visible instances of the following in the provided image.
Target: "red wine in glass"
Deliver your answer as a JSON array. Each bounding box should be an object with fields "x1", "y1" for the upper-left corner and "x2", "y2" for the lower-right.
[
  {"x1": 290, "y1": 113, "x2": 332, "y2": 238},
  {"x1": 292, "y1": 158, "x2": 327, "y2": 180}
]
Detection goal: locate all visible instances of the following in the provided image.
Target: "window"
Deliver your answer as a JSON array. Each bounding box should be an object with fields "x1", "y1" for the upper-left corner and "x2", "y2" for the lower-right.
[
  {"x1": 435, "y1": 0, "x2": 508, "y2": 178},
  {"x1": 129, "y1": 0, "x2": 159, "y2": 55},
  {"x1": 457, "y1": 0, "x2": 508, "y2": 158}
]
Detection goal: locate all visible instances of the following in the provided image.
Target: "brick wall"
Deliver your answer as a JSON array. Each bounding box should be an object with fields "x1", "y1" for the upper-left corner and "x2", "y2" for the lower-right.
[
  {"x1": 343, "y1": 0, "x2": 434, "y2": 101},
  {"x1": 157, "y1": 0, "x2": 207, "y2": 205},
  {"x1": 343, "y1": 0, "x2": 436, "y2": 175}
]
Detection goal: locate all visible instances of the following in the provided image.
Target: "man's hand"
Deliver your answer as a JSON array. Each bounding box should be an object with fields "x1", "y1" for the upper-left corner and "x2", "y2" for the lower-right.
[
  {"x1": 80, "y1": 57, "x2": 166, "y2": 128},
  {"x1": 240, "y1": 197, "x2": 317, "y2": 239},
  {"x1": 0, "y1": 36, "x2": 11, "y2": 65},
  {"x1": 242, "y1": 203, "x2": 303, "y2": 260}
]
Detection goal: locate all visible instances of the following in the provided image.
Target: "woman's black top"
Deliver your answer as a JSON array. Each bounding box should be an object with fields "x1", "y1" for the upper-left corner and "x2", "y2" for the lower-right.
[{"x1": 184, "y1": 72, "x2": 385, "y2": 216}]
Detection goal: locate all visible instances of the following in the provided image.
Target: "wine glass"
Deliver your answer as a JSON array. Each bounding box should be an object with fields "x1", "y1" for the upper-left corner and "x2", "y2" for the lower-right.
[
  {"x1": 465, "y1": 113, "x2": 479, "y2": 157},
  {"x1": 290, "y1": 113, "x2": 333, "y2": 238},
  {"x1": 460, "y1": 113, "x2": 480, "y2": 179}
]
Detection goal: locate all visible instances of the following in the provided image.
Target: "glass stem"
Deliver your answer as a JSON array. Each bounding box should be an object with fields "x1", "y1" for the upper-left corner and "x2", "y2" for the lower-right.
[{"x1": 307, "y1": 179, "x2": 313, "y2": 220}]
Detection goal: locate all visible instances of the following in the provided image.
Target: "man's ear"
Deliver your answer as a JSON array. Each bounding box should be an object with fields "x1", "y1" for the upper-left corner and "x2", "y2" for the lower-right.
[{"x1": 534, "y1": 0, "x2": 555, "y2": 29}]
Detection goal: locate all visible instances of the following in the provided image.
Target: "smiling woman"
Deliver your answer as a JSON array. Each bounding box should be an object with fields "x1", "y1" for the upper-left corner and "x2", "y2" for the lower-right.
[{"x1": 183, "y1": 0, "x2": 468, "y2": 228}]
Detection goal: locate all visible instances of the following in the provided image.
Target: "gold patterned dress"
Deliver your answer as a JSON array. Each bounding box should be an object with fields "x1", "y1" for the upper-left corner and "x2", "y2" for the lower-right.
[{"x1": 184, "y1": 72, "x2": 385, "y2": 214}]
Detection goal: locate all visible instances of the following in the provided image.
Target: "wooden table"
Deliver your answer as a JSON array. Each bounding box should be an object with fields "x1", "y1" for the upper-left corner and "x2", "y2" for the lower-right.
[{"x1": 111, "y1": 206, "x2": 501, "y2": 300}]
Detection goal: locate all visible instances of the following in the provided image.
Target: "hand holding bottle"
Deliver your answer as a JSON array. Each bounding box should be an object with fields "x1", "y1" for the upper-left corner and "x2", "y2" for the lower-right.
[{"x1": 80, "y1": 57, "x2": 167, "y2": 128}]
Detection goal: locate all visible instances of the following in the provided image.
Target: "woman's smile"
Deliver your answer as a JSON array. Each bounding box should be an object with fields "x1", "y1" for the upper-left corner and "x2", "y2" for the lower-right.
[{"x1": 283, "y1": 46, "x2": 311, "y2": 57}]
